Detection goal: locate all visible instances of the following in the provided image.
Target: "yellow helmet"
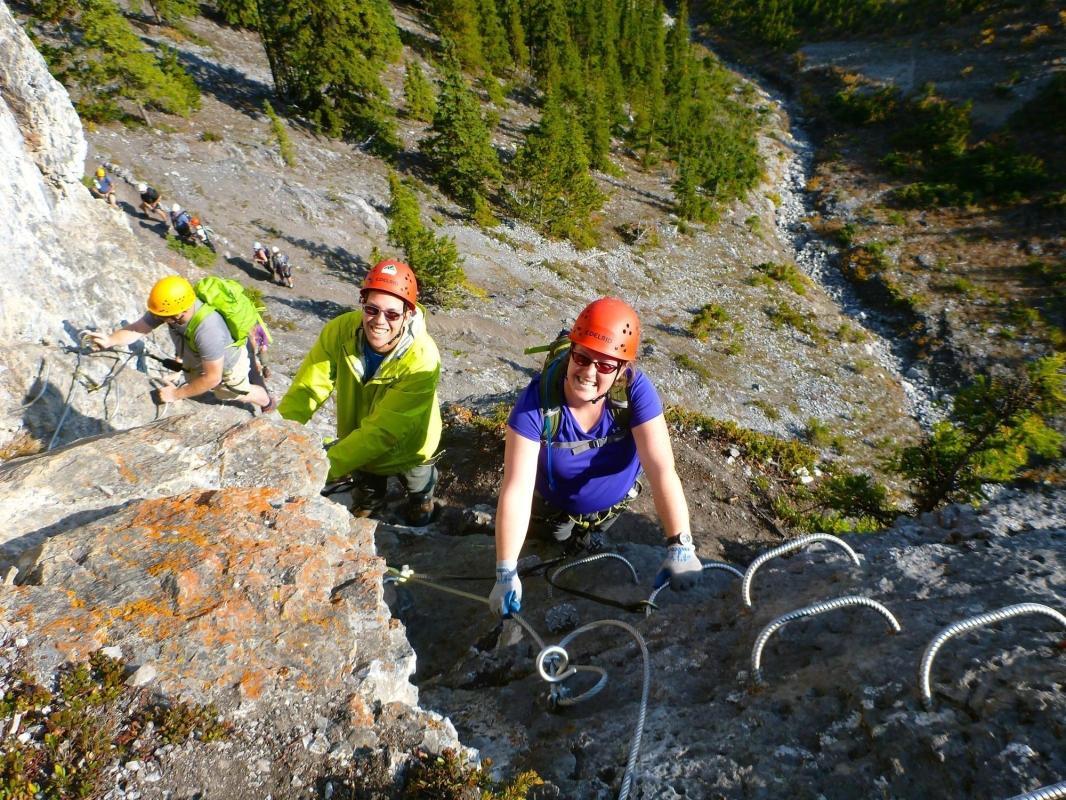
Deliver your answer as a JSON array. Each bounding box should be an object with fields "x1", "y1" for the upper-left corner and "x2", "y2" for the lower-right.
[
  {"x1": 95, "y1": 167, "x2": 106, "y2": 178},
  {"x1": 146, "y1": 276, "x2": 195, "y2": 317}
]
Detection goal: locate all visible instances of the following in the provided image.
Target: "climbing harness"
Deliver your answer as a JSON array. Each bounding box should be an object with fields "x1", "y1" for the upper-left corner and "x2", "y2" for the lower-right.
[
  {"x1": 645, "y1": 560, "x2": 744, "y2": 614},
  {"x1": 918, "y1": 602, "x2": 1066, "y2": 710},
  {"x1": 382, "y1": 564, "x2": 651, "y2": 800},
  {"x1": 742, "y1": 533, "x2": 861, "y2": 607},
  {"x1": 750, "y1": 595, "x2": 900, "y2": 686}
]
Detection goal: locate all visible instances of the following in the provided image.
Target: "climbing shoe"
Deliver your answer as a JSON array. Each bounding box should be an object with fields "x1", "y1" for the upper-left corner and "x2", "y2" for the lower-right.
[
  {"x1": 403, "y1": 497, "x2": 435, "y2": 527},
  {"x1": 350, "y1": 489, "x2": 388, "y2": 519}
]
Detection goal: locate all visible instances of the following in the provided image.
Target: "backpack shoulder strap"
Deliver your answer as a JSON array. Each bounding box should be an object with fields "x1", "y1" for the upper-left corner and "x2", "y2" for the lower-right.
[{"x1": 183, "y1": 302, "x2": 214, "y2": 354}]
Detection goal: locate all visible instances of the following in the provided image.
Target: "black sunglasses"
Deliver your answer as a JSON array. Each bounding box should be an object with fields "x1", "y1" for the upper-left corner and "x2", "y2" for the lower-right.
[
  {"x1": 362, "y1": 303, "x2": 405, "y2": 322},
  {"x1": 570, "y1": 350, "x2": 624, "y2": 374}
]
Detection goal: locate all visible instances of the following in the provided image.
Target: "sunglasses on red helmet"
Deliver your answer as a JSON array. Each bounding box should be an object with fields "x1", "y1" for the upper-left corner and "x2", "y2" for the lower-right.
[{"x1": 569, "y1": 350, "x2": 624, "y2": 374}]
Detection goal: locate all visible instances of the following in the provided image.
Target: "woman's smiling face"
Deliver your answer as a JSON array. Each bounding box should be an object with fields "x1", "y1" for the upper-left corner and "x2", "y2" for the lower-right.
[{"x1": 565, "y1": 344, "x2": 625, "y2": 403}]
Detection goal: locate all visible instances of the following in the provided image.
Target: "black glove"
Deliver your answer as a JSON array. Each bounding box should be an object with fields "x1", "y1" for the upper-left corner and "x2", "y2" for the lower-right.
[
  {"x1": 149, "y1": 388, "x2": 165, "y2": 406},
  {"x1": 160, "y1": 358, "x2": 184, "y2": 372}
]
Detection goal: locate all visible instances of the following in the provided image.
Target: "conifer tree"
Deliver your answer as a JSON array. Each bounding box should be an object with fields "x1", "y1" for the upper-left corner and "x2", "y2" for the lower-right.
[
  {"x1": 524, "y1": 0, "x2": 581, "y2": 96},
  {"x1": 76, "y1": 0, "x2": 200, "y2": 122},
  {"x1": 510, "y1": 89, "x2": 606, "y2": 247},
  {"x1": 137, "y1": 0, "x2": 197, "y2": 25},
  {"x1": 893, "y1": 356, "x2": 1065, "y2": 512},
  {"x1": 386, "y1": 172, "x2": 465, "y2": 306},
  {"x1": 583, "y1": 74, "x2": 612, "y2": 171},
  {"x1": 216, "y1": 0, "x2": 258, "y2": 28},
  {"x1": 674, "y1": 151, "x2": 711, "y2": 222},
  {"x1": 498, "y1": 0, "x2": 529, "y2": 74},
  {"x1": 477, "y1": 0, "x2": 512, "y2": 75},
  {"x1": 257, "y1": 0, "x2": 400, "y2": 148},
  {"x1": 403, "y1": 60, "x2": 437, "y2": 122},
  {"x1": 420, "y1": 52, "x2": 502, "y2": 208},
  {"x1": 430, "y1": 0, "x2": 484, "y2": 72}
]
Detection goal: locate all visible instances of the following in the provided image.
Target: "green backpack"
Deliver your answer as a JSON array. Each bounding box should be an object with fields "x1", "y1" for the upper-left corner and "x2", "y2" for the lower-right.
[
  {"x1": 525, "y1": 332, "x2": 632, "y2": 490},
  {"x1": 185, "y1": 277, "x2": 269, "y2": 353}
]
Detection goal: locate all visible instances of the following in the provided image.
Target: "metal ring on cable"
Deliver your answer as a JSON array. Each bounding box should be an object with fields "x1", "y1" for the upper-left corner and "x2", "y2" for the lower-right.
[
  {"x1": 751, "y1": 595, "x2": 900, "y2": 685},
  {"x1": 742, "y1": 533, "x2": 861, "y2": 608},
  {"x1": 1003, "y1": 781, "x2": 1066, "y2": 800},
  {"x1": 536, "y1": 645, "x2": 574, "y2": 683},
  {"x1": 645, "y1": 560, "x2": 745, "y2": 615},
  {"x1": 919, "y1": 603, "x2": 1066, "y2": 710}
]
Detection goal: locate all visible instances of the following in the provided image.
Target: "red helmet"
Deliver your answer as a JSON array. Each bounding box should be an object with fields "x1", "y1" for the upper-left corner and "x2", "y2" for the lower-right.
[
  {"x1": 570, "y1": 297, "x2": 641, "y2": 361},
  {"x1": 361, "y1": 259, "x2": 417, "y2": 309}
]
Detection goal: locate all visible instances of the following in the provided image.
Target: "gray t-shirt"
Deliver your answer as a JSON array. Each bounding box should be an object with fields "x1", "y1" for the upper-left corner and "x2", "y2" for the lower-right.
[{"x1": 145, "y1": 300, "x2": 241, "y2": 371}]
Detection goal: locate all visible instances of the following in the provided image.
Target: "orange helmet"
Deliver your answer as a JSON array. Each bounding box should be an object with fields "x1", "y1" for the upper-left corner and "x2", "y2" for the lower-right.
[
  {"x1": 147, "y1": 275, "x2": 196, "y2": 317},
  {"x1": 189, "y1": 216, "x2": 200, "y2": 227},
  {"x1": 570, "y1": 297, "x2": 641, "y2": 361},
  {"x1": 361, "y1": 259, "x2": 417, "y2": 309}
]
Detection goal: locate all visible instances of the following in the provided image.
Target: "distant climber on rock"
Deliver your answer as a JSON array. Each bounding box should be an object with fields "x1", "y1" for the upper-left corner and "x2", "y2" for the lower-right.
[
  {"x1": 490, "y1": 297, "x2": 703, "y2": 618},
  {"x1": 278, "y1": 259, "x2": 442, "y2": 526},
  {"x1": 90, "y1": 166, "x2": 116, "y2": 205},
  {"x1": 270, "y1": 246, "x2": 293, "y2": 288},
  {"x1": 83, "y1": 275, "x2": 275, "y2": 413},
  {"x1": 137, "y1": 182, "x2": 168, "y2": 222},
  {"x1": 170, "y1": 203, "x2": 192, "y2": 239},
  {"x1": 252, "y1": 241, "x2": 271, "y2": 276}
]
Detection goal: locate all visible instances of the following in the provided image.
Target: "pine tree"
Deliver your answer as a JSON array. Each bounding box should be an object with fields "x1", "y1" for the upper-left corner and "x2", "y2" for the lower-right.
[
  {"x1": 386, "y1": 172, "x2": 465, "y2": 306},
  {"x1": 430, "y1": 0, "x2": 484, "y2": 72},
  {"x1": 420, "y1": 53, "x2": 502, "y2": 208},
  {"x1": 257, "y1": 0, "x2": 399, "y2": 148},
  {"x1": 510, "y1": 89, "x2": 606, "y2": 248},
  {"x1": 137, "y1": 0, "x2": 197, "y2": 25},
  {"x1": 76, "y1": 0, "x2": 200, "y2": 122},
  {"x1": 674, "y1": 151, "x2": 712, "y2": 222},
  {"x1": 216, "y1": 0, "x2": 258, "y2": 28},
  {"x1": 477, "y1": 0, "x2": 512, "y2": 75},
  {"x1": 893, "y1": 356, "x2": 1065, "y2": 512},
  {"x1": 583, "y1": 73, "x2": 612, "y2": 171},
  {"x1": 498, "y1": 0, "x2": 529, "y2": 74},
  {"x1": 403, "y1": 60, "x2": 437, "y2": 122}
]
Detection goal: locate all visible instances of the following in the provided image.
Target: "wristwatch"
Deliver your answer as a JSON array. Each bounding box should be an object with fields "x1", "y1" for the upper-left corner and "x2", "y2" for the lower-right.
[{"x1": 665, "y1": 532, "x2": 693, "y2": 547}]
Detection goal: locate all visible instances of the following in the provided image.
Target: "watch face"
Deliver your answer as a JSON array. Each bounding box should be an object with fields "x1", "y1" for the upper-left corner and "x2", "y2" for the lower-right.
[{"x1": 673, "y1": 532, "x2": 693, "y2": 547}]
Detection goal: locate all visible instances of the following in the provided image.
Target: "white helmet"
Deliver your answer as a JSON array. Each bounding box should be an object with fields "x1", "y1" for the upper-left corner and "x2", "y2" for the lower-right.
[
  {"x1": 171, "y1": 203, "x2": 181, "y2": 213},
  {"x1": 254, "y1": 241, "x2": 262, "y2": 250},
  {"x1": 137, "y1": 182, "x2": 147, "y2": 193},
  {"x1": 271, "y1": 246, "x2": 280, "y2": 254}
]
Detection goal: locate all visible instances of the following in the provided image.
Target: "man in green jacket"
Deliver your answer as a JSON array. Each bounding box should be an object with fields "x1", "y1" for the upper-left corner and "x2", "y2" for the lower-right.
[{"x1": 278, "y1": 260, "x2": 442, "y2": 526}]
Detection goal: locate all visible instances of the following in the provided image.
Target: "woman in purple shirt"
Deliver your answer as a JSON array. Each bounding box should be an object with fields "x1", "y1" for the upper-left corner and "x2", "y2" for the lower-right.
[{"x1": 490, "y1": 297, "x2": 703, "y2": 617}]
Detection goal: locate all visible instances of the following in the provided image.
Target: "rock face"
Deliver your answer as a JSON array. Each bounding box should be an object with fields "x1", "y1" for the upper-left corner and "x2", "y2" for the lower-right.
[
  {"x1": 0, "y1": 0, "x2": 175, "y2": 449},
  {"x1": 0, "y1": 413, "x2": 459, "y2": 797},
  {"x1": 387, "y1": 493, "x2": 1066, "y2": 799}
]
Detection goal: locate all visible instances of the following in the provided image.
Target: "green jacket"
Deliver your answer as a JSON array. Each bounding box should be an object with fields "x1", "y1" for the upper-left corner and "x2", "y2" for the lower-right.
[{"x1": 278, "y1": 305, "x2": 442, "y2": 480}]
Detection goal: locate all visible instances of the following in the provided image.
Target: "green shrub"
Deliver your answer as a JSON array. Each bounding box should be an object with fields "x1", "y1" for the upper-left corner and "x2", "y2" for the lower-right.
[
  {"x1": 401, "y1": 748, "x2": 542, "y2": 799},
  {"x1": 891, "y1": 355, "x2": 1065, "y2": 511},
  {"x1": 386, "y1": 172, "x2": 465, "y2": 306},
  {"x1": 766, "y1": 302, "x2": 824, "y2": 344},
  {"x1": 666, "y1": 406, "x2": 818, "y2": 473},
  {"x1": 803, "y1": 417, "x2": 834, "y2": 448},
  {"x1": 263, "y1": 100, "x2": 296, "y2": 167},
  {"x1": 673, "y1": 353, "x2": 713, "y2": 382},
  {"x1": 751, "y1": 261, "x2": 810, "y2": 295},
  {"x1": 689, "y1": 303, "x2": 730, "y2": 341},
  {"x1": 830, "y1": 84, "x2": 900, "y2": 125},
  {"x1": 166, "y1": 235, "x2": 216, "y2": 268}
]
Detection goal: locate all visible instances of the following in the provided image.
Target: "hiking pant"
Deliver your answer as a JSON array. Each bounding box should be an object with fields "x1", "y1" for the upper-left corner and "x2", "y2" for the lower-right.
[
  {"x1": 531, "y1": 480, "x2": 642, "y2": 543},
  {"x1": 352, "y1": 463, "x2": 437, "y2": 506}
]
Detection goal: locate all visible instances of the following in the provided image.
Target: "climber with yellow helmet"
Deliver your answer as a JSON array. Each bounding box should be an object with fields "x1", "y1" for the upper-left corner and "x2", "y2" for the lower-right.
[
  {"x1": 83, "y1": 275, "x2": 274, "y2": 412},
  {"x1": 89, "y1": 165, "x2": 116, "y2": 206},
  {"x1": 490, "y1": 297, "x2": 702, "y2": 617}
]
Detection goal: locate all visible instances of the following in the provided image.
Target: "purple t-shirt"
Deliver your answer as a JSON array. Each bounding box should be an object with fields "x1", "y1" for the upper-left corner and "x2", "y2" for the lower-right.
[{"x1": 508, "y1": 369, "x2": 663, "y2": 514}]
